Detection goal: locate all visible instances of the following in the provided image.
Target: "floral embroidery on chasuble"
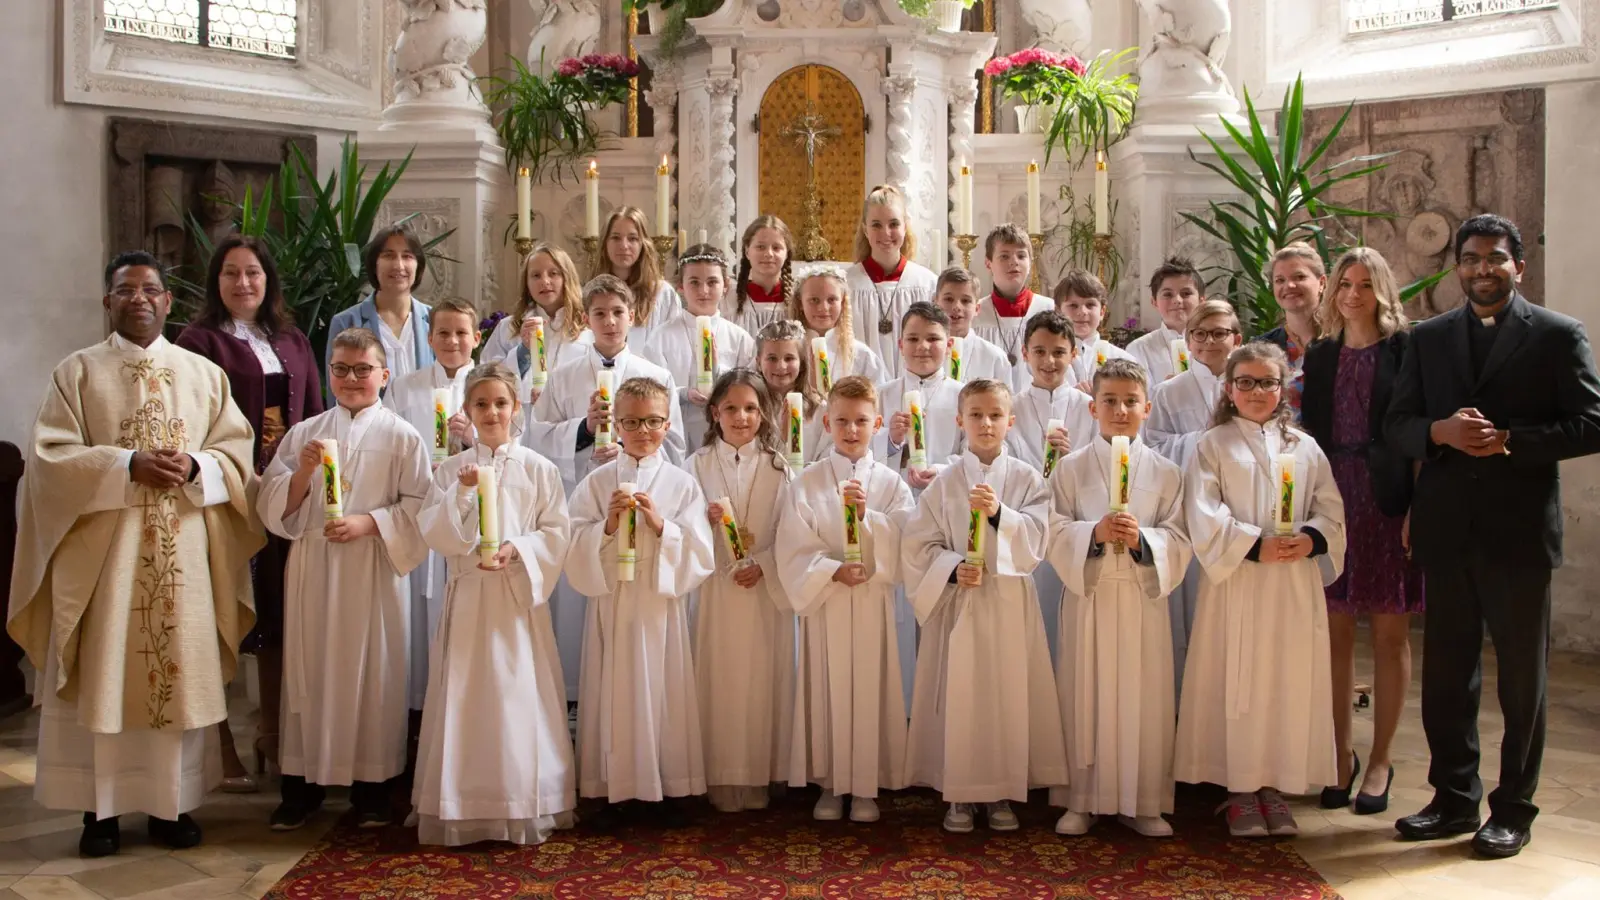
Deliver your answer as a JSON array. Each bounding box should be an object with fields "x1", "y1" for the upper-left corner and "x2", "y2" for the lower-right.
[{"x1": 8, "y1": 339, "x2": 261, "y2": 735}]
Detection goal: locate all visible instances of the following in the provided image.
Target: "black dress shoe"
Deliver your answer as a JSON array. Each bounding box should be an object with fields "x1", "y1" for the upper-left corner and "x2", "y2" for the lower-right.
[
  {"x1": 1320, "y1": 751, "x2": 1361, "y2": 809},
  {"x1": 653, "y1": 798, "x2": 692, "y2": 830},
  {"x1": 1353, "y1": 766, "x2": 1395, "y2": 816},
  {"x1": 1472, "y1": 819, "x2": 1532, "y2": 859},
  {"x1": 147, "y1": 813, "x2": 202, "y2": 849},
  {"x1": 1395, "y1": 803, "x2": 1481, "y2": 841},
  {"x1": 79, "y1": 813, "x2": 120, "y2": 858}
]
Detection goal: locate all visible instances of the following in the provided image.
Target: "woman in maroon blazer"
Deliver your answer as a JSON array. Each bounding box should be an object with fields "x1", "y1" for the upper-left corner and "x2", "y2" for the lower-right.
[{"x1": 177, "y1": 235, "x2": 323, "y2": 790}]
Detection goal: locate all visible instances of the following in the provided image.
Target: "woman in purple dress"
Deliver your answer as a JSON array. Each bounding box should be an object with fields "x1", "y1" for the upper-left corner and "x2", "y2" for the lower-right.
[
  {"x1": 177, "y1": 236, "x2": 324, "y2": 790},
  {"x1": 1301, "y1": 247, "x2": 1423, "y2": 816}
]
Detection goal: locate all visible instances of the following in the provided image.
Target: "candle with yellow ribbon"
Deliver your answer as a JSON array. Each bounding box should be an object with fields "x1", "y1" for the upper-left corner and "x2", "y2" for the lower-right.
[
  {"x1": 320, "y1": 438, "x2": 343, "y2": 520},
  {"x1": 904, "y1": 390, "x2": 928, "y2": 469},
  {"x1": 695, "y1": 315, "x2": 716, "y2": 392},
  {"x1": 785, "y1": 392, "x2": 805, "y2": 470},
  {"x1": 1169, "y1": 339, "x2": 1190, "y2": 375},
  {"x1": 1043, "y1": 417, "x2": 1064, "y2": 477},
  {"x1": 1273, "y1": 453, "x2": 1297, "y2": 536},
  {"x1": 1109, "y1": 434, "x2": 1131, "y2": 554},
  {"x1": 617, "y1": 480, "x2": 638, "y2": 581},
  {"x1": 477, "y1": 465, "x2": 500, "y2": 566},
  {"x1": 811, "y1": 337, "x2": 832, "y2": 391},
  {"x1": 594, "y1": 369, "x2": 615, "y2": 447}
]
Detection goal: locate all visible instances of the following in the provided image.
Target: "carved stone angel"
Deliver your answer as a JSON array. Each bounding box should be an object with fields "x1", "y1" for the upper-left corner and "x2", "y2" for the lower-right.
[
  {"x1": 391, "y1": 0, "x2": 488, "y2": 107},
  {"x1": 1134, "y1": 0, "x2": 1239, "y2": 123},
  {"x1": 1017, "y1": 0, "x2": 1092, "y2": 55},
  {"x1": 527, "y1": 0, "x2": 602, "y2": 71}
]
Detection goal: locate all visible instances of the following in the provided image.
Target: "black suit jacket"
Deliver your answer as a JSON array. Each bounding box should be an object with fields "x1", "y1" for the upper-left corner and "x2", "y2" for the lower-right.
[
  {"x1": 1301, "y1": 330, "x2": 1412, "y2": 518},
  {"x1": 1385, "y1": 294, "x2": 1600, "y2": 569}
]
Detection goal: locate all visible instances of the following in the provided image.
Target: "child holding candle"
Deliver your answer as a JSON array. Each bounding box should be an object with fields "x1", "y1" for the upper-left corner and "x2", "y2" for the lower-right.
[
  {"x1": 1127, "y1": 257, "x2": 1204, "y2": 384},
  {"x1": 645, "y1": 244, "x2": 756, "y2": 453},
  {"x1": 902, "y1": 379, "x2": 1068, "y2": 834},
  {"x1": 755, "y1": 319, "x2": 831, "y2": 465},
  {"x1": 596, "y1": 207, "x2": 683, "y2": 345},
  {"x1": 387, "y1": 297, "x2": 482, "y2": 720},
  {"x1": 258, "y1": 327, "x2": 432, "y2": 831},
  {"x1": 411, "y1": 362, "x2": 576, "y2": 846},
  {"x1": 972, "y1": 224, "x2": 1055, "y2": 367},
  {"x1": 481, "y1": 245, "x2": 589, "y2": 398},
  {"x1": 726, "y1": 216, "x2": 796, "y2": 337},
  {"x1": 1052, "y1": 269, "x2": 1135, "y2": 393},
  {"x1": 566, "y1": 377, "x2": 715, "y2": 826},
  {"x1": 789, "y1": 265, "x2": 888, "y2": 390},
  {"x1": 777, "y1": 376, "x2": 915, "y2": 823},
  {"x1": 1047, "y1": 359, "x2": 1192, "y2": 838},
  {"x1": 933, "y1": 267, "x2": 1014, "y2": 386},
  {"x1": 845, "y1": 185, "x2": 938, "y2": 373},
  {"x1": 1175, "y1": 342, "x2": 1345, "y2": 838},
  {"x1": 690, "y1": 370, "x2": 795, "y2": 813},
  {"x1": 877, "y1": 303, "x2": 965, "y2": 493}
]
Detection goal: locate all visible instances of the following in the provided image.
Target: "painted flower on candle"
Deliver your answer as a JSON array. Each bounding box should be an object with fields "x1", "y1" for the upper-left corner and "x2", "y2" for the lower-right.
[
  {"x1": 948, "y1": 341, "x2": 963, "y2": 380},
  {"x1": 1096, "y1": 350, "x2": 1106, "y2": 367},
  {"x1": 1043, "y1": 418, "x2": 1064, "y2": 478},
  {"x1": 721, "y1": 509, "x2": 748, "y2": 561},
  {"x1": 812, "y1": 339, "x2": 832, "y2": 391},
  {"x1": 433, "y1": 394, "x2": 449, "y2": 451},
  {"x1": 1115, "y1": 442, "x2": 1131, "y2": 508},
  {"x1": 844, "y1": 498, "x2": 861, "y2": 548},
  {"x1": 700, "y1": 321, "x2": 716, "y2": 375},
  {"x1": 910, "y1": 401, "x2": 926, "y2": 451},
  {"x1": 1278, "y1": 462, "x2": 1296, "y2": 532}
]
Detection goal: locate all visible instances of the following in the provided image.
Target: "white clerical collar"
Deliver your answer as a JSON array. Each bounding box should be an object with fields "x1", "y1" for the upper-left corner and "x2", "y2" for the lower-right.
[
  {"x1": 472, "y1": 441, "x2": 514, "y2": 464},
  {"x1": 433, "y1": 360, "x2": 471, "y2": 386},
  {"x1": 715, "y1": 438, "x2": 756, "y2": 464},
  {"x1": 109, "y1": 331, "x2": 168, "y2": 353},
  {"x1": 828, "y1": 450, "x2": 874, "y2": 480},
  {"x1": 1232, "y1": 415, "x2": 1285, "y2": 454},
  {"x1": 1192, "y1": 363, "x2": 1220, "y2": 390},
  {"x1": 687, "y1": 308, "x2": 723, "y2": 322},
  {"x1": 335, "y1": 399, "x2": 384, "y2": 422},
  {"x1": 960, "y1": 449, "x2": 1004, "y2": 484},
  {"x1": 1029, "y1": 382, "x2": 1076, "y2": 404},
  {"x1": 1096, "y1": 431, "x2": 1145, "y2": 453},
  {"x1": 618, "y1": 451, "x2": 664, "y2": 479},
  {"x1": 1158, "y1": 325, "x2": 1183, "y2": 343},
  {"x1": 904, "y1": 368, "x2": 948, "y2": 388}
]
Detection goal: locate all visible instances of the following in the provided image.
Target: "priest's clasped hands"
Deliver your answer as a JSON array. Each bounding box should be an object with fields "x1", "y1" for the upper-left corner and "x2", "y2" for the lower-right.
[
  {"x1": 129, "y1": 449, "x2": 195, "y2": 489},
  {"x1": 1430, "y1": 407, "x2": 1510, "y2": 457}
]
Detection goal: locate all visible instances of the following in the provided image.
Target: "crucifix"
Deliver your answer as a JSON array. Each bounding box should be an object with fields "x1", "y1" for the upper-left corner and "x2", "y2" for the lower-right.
[
  {"x1": 782, "y1": 108, "x2": 841, "y2": 173},
  {"x1": 780, "y1": 105, "x2": 840, "y2": 261}
]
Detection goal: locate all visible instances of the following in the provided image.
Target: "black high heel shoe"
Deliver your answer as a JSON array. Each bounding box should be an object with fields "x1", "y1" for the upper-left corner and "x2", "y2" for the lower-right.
[
  {"x1": 1320, "y1": 751, "x2": 1361, "y2": 809},
  {"x1": 1354, "y1": 765, "x2": 1395, "y2": 815}
]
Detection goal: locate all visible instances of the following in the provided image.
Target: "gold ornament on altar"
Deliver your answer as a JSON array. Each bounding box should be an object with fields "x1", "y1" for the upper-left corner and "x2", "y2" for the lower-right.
[{"x1": 781, "y1": 107, "x2": 841, "y2": 262}]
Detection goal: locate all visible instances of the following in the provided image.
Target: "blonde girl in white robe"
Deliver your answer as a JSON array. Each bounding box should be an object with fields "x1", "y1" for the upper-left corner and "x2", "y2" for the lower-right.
[
  {"x1": 903, "y1": 380, "x2": 1068, "y2": 834},
  {"x1": 594, "y1": 206, "x2": 683, "y2": 349},
  {"x1": 691, "y1": 370, "x2": 795, "y2": 813},
  {"x1": 845, "y1": 185, "x2": 939, "y2": 374},
  {"x1": 479, "y1": 244, "x2": 591, "y2": 398},
  {"x1": 755, "y1": 319, "x2": 832, "y2": 464},
  {"x1": 723, "y1": 215, "x2": 796, "y2": 338},
  {"x1": 259, "y1": 328, "x2": 430, "y2": 830},
  {"x1": 644, "y1": 245, "x2": 757, "y2": 454},
  {"x1": 411, "y1": 363, "x2": 576, "y2": 846},
  {"x1": 1145, "y1": 300, "x2": 1242, "y2": 696},
  {"x1": 789, "y1": 266, "x2": 889, "y2": 390},
  {"x1": 1175, "y1": 341, "x2": 1346, "y2": 839},
  {"x1": 1047, "y1": 359, "x2": 1192, "y2": 838},
  {"x1": 776, "y1": 376, "x2": 915, "y2": 823},
  {"x1": 566, "y1": 377, "x2": 716, "y2": 822}
]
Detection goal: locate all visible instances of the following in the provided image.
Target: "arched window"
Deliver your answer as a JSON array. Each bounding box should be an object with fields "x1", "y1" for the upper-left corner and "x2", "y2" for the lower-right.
[
  {"x1": 1347, "y1": 0, "x2": 1559, "y2": 35},
  {"x1": 103, "y1": 0, "x2": 297, "y2": 60}
]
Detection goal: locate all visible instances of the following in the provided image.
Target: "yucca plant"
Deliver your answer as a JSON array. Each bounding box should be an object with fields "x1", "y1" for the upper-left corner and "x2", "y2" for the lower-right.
[
  {"x1": 1180, "y1": 74, "x2": 1449, "y2": 334},
  {"x1": 173, "y1": 138, "x2": 453, "y2": 362},
  {"x1": 1043, "y1": 47, "x2": 1139, "y2": 168},
  {"x1": 481, "y1": 54, "x2": 615, "y2": 183}
]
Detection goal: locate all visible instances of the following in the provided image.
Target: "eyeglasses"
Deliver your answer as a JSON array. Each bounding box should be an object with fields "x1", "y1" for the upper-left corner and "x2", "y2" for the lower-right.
[
  {"x1": 1458, "y1": 253, "x2": 1514, "y2": 269},
  {"x1": 1231, "y1": 376, "x2": 1282, "y2": 393},
  {"x1": 619, "y1": 416, "x2": 669, "y2": 432},
  {"x1": 1188, "y1": 328, "x2": 1238, "y2": 344},
  {"x1": 110, "y1": 286, "x2": 168, "y2": 300},
  {"x1": 330, "y1": 363, "x2": 378, "y2": 380}
]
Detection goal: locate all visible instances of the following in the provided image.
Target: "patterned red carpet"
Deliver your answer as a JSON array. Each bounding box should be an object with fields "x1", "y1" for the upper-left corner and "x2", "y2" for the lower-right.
[{"x1": 262, "y1": 787, "x2": 1340, "y2": 899}]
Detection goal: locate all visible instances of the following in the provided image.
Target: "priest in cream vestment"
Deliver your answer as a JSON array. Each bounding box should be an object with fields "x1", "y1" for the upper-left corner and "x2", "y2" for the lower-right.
[{"x1": 7, "y1": 252, "x2": 261, "y2": 857}]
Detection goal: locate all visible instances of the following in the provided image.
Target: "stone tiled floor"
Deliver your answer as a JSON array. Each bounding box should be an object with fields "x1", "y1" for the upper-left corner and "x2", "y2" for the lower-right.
[{"x1": 0, "y1": 636, "x2": 1594, "y2": 899}]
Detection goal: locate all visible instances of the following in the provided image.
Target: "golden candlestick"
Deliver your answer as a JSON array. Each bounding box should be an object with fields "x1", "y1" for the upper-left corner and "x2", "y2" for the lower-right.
[
  {"x1": 581, "y1": 235, "x2": 601, "y2": 277},
  {"x1": 514, "y1": 236, "x2": 535, "y2": 258},
  {"x1": 651, "y1": 235, "x2": 678, "y2": 272},
  {"x1": 1093, "y1": 232, "x2": 1114, "y2": 336},
  {"x1": 794, "y1": 180, "x2": 832, "y2": 261},
  {"x1": 1029, "y1": 233, "x2": 1045, "y2": 293},
  {"x1": 954, "y1": 234, "x2": 978, "y2": 271}
]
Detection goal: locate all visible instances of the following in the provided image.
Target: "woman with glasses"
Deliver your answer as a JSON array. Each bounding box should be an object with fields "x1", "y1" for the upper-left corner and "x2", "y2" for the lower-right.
[
  {"x1": 1299, "y1": 247, "x2": 1421, "y2": 816},
  {"x1": 1259, "y1": 243, "x2": 1328, "y2": 417},
  {"x1": 176, "y1": 237, "x2": 324, "y2": 792}
]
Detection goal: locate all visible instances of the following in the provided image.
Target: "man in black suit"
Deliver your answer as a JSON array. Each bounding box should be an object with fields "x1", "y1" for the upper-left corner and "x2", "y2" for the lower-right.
[{"x1": 1386, "y1": 214, "x2": 1600, "y2": 858}]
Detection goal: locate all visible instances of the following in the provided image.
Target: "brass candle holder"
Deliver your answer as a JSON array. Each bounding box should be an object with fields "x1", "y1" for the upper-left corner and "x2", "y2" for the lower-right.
[
  {"x1": 1093, "y1": 232, "x2": 1113, "y2": 336},
  {"x1": 514, "y1": 236, "x2": 535, "y2": 258},
  {"x1": 651, "y1": 235, "x2": 677, "y2": 270},
  {"x1": 581, "y1": 235, "x2": 601, "y2": 276},
  {"x1": 1029, "y1": 232, "x2": 1045, "y2": 292},
  {"x1": 954, "y1": 234, "x2": 978, "y2": 271}
]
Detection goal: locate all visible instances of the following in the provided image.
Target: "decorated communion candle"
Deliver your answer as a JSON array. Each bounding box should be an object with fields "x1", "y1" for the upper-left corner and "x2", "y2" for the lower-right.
[
  {"x1": 1274, "y1": 453, "x2": 1297, "y2": 535},
  {"x1": 811, "y1": 336, "x2": 832, "y2": 391},
  {"x1": 842, "y1": 482, "x2": 863, "y2": 564},
  {"x1": 1043, "y1": 417, "x2": 1064, "y2": 477},
  {"x1": 529, "y1": 316, "x2": 548, "y2": 389},
  {"x1": 617, "y1": 480, "x2": 638, "y2": 581},
  {"x1": 594, "y1": 369, "x2": 616, "y2": 447},
  {"x1": 1169, "y1": 338, "x2": 1190, "y2": 375},
  {"x1": 320, "y1": 438, "x2": 343, "y2": 520},
  {"x1": 714, "y1": 495, "x2": 750, "y2": 564},
  {"x1": 966, "y1": 474, "x2": 987, "y2": 571},
  {"x1": 432, "y1": 388, "x2": 451, "y2": 463},
  {"x1": 785, "y1": 392, "x2": 805, "y2": 470},
  {"x1": 904, "y1": 390, "x2": 927, "y2": 468},
  {"x1": 948, "y1": 336, "x2": 965, "y2": 381},
  {"x1": 476, "y1": 465, "x2": 500, "y2": 566},
  {"x1": 1109, "y1": 434, "x2": 1131, "y2": 554},
  {"x1": 695, "y1": 315, "x2": 716, "y2": 392}
]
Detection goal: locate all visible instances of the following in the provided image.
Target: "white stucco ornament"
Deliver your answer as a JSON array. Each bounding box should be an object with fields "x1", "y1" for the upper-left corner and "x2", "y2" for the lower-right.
[
  {"x1": 1017, "y1": 0, "x2": 1092, "y2": 55},
  {"x1": 1134, "y1": 0, "x2": 1240, "y2": 124},
  {"x1": 527, "y1": 0, "x2": 603, "y2": 71},
  {"x1": 388, "y1": 0, "x2": 490, "y2": 126}
]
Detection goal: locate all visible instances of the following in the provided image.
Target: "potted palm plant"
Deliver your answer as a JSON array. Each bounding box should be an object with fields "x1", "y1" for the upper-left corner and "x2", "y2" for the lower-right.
[{"x1": 480, "y1": 51, "x2": 637, "y2": 182}]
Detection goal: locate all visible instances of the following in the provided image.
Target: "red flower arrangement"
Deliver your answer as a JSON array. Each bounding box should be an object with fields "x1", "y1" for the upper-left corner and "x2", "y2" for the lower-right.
[
  {"x1": 984, "y1": 47, "x2": 1088, "y2": 108},
  {"x1": 556, "y1": 53, "x2": 641, "y2": 107}
]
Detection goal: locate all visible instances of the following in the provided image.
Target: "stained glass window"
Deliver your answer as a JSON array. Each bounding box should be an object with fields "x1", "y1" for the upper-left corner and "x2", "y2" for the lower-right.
[
  {"x1": 1348, "y1": 0, "x2": 1560, "y2": 35},
  {"x1": 103, "y1": 0, "x2": 297, "y2": 60}
]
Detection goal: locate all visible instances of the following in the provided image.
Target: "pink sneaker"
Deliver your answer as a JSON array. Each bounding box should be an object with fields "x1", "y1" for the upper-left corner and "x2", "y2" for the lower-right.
[
  {"x1": 1257, "y1": 789, "x2": 1299, "y2": 837},
  {"x1": 1219, "y1": 793, "x2": 1269, "y2": 838}
]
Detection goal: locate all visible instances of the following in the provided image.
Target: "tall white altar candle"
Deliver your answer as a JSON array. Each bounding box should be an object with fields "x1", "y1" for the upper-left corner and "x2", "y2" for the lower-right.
[
  {"x1": 958, "y1": 161, "x2": 974, "y2": 234},
  {"x1": 516, "y1": 167, "x2": 532, "y2": 241},
  {"x1": 1094, "y1": 151, "x2": 1110, "y2": 234},
  {"x1": 477, "y1": 465, "x2": 500, "y2": 566},
  {"x1": 585, "y1": 160, "x2": 601, "y2": 238},
  {"x1": 1026, "y1": 160, "x2": 1041, "y2": 233},
  {"x1": 655, "y1": 156, "x2": 671, "y2": 237}
]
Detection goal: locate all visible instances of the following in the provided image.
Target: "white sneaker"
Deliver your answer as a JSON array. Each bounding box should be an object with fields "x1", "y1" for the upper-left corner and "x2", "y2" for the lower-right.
[
  {"x1": 1257, "y1": 789, "x2": 1299, "y2": 837},
  {"x1": 813, "y1": 791, "x2": 844, "y2": 821},
  {"x1": 987, "y1": 801, "x2": 1020, "y2": 831},
  {"x1": 943, "y1": 803, "x2": 976, "y2": 833},
  {"x1": 1055, "y1": 810, "x2": 1095, "y2": 835},
  {"x1": 1118, "y1": 814, "x2": 1173, "y2": 837},
  {"x1": 849, "y1": 796, "x2": 880, "y2": 823}
]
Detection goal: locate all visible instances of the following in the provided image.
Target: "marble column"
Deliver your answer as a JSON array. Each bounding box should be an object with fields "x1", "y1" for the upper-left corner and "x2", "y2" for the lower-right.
[
  {"x1": 881, "y1": 75, "x2": 917, "y2": 199},
  {"x1": 706, "y1": 67, "x2": 740, "y2": 258}
]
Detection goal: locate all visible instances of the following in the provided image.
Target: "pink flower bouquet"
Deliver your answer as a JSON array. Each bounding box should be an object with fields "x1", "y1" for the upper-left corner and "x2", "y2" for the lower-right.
[{"x1": 984, "y1": 47, "x2": 1087, "y2": 108}]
